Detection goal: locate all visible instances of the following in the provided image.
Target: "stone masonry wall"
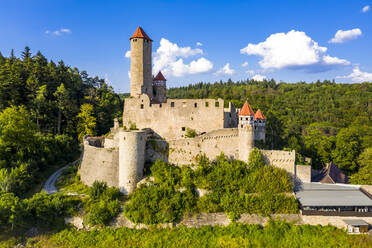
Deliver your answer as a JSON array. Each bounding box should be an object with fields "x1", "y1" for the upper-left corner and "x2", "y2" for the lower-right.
[
  {"x1": 146, "y1": 128, "x2": 239, "y2": 165},
  {"x1": 123, "y1": 95, "x2": 237, "y2": 140},
  {"x1": 296, "y1": 165, "x2": 311, "y2": 183},
  {"x1": 80, "y1": 141, "x2": 119, "y2": 187},
  {"x1": 261, "y1": 150, "x2": 296, "y2": 176}
]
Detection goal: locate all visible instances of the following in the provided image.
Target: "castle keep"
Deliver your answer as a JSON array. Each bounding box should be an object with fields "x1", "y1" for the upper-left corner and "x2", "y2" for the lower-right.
[{"x1": 80, "y1": 27, "x2": 311, "y2": 194}]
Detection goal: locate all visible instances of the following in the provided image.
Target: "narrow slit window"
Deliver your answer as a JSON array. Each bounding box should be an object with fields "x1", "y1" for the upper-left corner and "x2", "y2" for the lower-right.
[
  {"x1": 140, "y1": 104, "x2": 144, "y2": 109},
  {"x1": 205, "y1": 102, "x2": 209, "y2": 107},
  {"x1": 171, "y1": 102, "x2": 175, "y2": 107},
  {"x1": 215, "y1": 101, "x2": 219, "y2": 107}
]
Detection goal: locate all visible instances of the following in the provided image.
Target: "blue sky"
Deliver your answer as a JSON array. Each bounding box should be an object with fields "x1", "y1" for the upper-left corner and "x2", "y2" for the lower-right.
[{"x1": 1, "y1": 0, "x2": 371, "y2": 93}]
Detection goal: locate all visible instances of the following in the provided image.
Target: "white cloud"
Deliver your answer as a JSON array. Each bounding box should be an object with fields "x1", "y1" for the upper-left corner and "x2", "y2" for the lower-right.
[
  {"x1": 242, "y1": 62, "x2": 249, "y2": 67},
  {"x1": 246, "y1": 70, "x2": 255, "y2": 75},
  {"x1": 251, "y1": 74, "x2": 266, "y2": 81},
  {"x1": 153, "y1": 38, "x2": 213, "y2": 77},
  {"x1": 128, "y1": 71, "x2": 131, "y2": 79},
  {"x1": 125, "y1": 50, "x2": 131, "y2": 58},
  {"x1": 196, "y1": 42, "x2": 203, "y2": 46},
  {"x1": 329, "y1": 28, "x2": 362, "y2": 43},
  {"x1": 240, "y1": 30, "x2": 349, "y2": 72},
  {"x1": 60, "y1": 28, "x2": 71, "y2": 34},
  {"x1": 216, "y1": 63, "x2": 235, "y2": 75},
  {"x1": 362, "y1": 5, "x2": 370, "y2": 13},
  {"x1": 337, "y1": 67, "x2": 372, "y2": 82},
  {"x1": 45, "y1": 28, "x2": 72, "y2": 36}
]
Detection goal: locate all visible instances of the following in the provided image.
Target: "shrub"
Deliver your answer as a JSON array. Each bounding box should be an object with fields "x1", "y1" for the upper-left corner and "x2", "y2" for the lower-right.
[
  {"x1": 185, "y1": 128, "x2": 196, "y2": 138},
  {"x1": 89, "y1": 181, "x2": 107, "y2": 200}
]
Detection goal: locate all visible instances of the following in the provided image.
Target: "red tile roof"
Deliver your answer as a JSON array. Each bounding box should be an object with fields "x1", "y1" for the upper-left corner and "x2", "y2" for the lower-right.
[
  {"x1": 254, "y1": 109, "x2": 266, "y2": 120},
  {"x1": 154, "y1": 71, "x2": 166, "y2": 81},
  {"x1": 130, "y1": 26, "x2": 153, "y2": 41},
  {"x1": 239, "y1": 101, "x2": 255, "y2": 116}
]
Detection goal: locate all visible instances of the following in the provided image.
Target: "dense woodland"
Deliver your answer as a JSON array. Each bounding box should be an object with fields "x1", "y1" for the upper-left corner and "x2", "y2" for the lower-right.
[
  {"x1": 0, "y1": 47, "x2": 121, "y2": 196},
  {"x1": 168, "y1": 79, "x2": 372, "y2": 183}
]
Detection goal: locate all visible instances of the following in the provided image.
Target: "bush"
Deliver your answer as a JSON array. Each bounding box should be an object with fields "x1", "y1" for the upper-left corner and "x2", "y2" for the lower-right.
[
  {"x1": 45, "y1": 220, "x2": 372, "y2": 248},
  {"x1": 85, "y1": 199, "x2": 120, "y2": 226},
  {"x1": 84, "y1": 183, "x2": 122, "y2": 226},
  {"x1": 89, "y1": 181, "x2": 107, "y2": 200},
  {"x1": 125, "y1": 156, "x2": 298, "y2": 223}
]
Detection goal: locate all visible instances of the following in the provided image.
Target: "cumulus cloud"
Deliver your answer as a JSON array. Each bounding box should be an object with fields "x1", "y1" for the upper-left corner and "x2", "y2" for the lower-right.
[
  {"x1": 196, "y1": 42, "x2": 203, "y2": 46},
  {"x1": 251, "y1": 74, "x2": 266, "y2": 81},
  {"x1": 216, "y1": 63, "x2": 235, "y2": 75},
  {"x1": 362, "y1": 5, "x2": 370, "y2": 13},
  {"x1": 45, "y1": 28, "x2": 71, "y2": 36},
  {"x1": 242, "y1": 62, "x2": 249, "y2": 67},
  {"x1": 240, "y1": 30, "x2": 349, "y2": 72},
  {"x1": 329, "y1": 28, "x2": 362, "y2": 43},
  {"x1": 125, "y1": 50, "x2": 131, "y2": 58},
  {"x1": 337, "y1": 67, "x2": 372, "y2": 82},
  {"x1": 153, "y1": 38, "x2": 213, "y2": 77}
]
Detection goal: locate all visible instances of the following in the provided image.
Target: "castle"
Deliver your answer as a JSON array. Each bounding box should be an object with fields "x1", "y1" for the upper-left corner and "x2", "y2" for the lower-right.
[{"x1": 80, "y1": 27, "x2": 311, "y2": 194}]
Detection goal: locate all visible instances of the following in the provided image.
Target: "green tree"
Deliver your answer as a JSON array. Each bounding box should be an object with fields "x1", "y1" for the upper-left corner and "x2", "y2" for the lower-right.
[
  {"x1": 350, "y1": 148, "x2": 372, "y2": 185},
  {"x1": 248, "y1": 148, "x2": 265, "y2": 170},
  {"x1": 77, "y1": 103, "x2": 96, "y2": 141},
  {"x1": 0, "y1": 106, "x2": 38, "y2": 167},
  {"x1": 332, "y1": 128, "x2": 361, "y2": 174},
  {"x1": 53, "y1": 83, "x2": 69, "y2": 134}
]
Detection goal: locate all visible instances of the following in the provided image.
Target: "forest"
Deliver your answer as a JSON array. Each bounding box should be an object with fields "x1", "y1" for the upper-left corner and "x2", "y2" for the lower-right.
[
  {"x1": 0, "y1": 47, "x2": 122, "y2": 196},
  {"x1": 168, "y1": 79, "x2": 372, "y2": 183}
]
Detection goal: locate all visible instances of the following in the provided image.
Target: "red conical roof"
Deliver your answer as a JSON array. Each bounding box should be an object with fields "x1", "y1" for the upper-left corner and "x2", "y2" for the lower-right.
[
  {"x1": 254, "y1": 109, "x2": 266, "y2": 120},
  {"x1": 239, "y1": 101, "x2": 255, "y2": 116},
  {"x1": 154, "y1": 71, "x2": 166, "y2": 81},
  {"x1": 130, "y1": 26, "x2": 153, "y2": 41}
]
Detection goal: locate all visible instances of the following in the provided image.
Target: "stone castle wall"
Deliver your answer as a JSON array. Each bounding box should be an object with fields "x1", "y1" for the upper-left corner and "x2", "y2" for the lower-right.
[
  {"x1": 261, "y1": 150, "x2": 296, "y2": 175},
  {"x1": 123, "y1": 95, "x2": 237, "y2": 140},
  {"x1": 80, "y1": 141, "x2": 119, "y2": 187}
]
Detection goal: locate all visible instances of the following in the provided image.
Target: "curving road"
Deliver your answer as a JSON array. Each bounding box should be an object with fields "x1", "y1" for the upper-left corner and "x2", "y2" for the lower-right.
[{"x1": 43, "y1": 160, "x2": 79, "y2": 194}]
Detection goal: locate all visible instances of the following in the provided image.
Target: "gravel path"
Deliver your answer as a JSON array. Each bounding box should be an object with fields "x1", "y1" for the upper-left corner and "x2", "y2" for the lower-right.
[{"x1": 43, "y1": 160, "x2": 79, "y2": 194}]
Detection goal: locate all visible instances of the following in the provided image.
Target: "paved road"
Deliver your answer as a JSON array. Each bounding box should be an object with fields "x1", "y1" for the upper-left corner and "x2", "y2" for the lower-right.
[{"x1": 43, "y1": 160, "x2": 79, "y2": 194}]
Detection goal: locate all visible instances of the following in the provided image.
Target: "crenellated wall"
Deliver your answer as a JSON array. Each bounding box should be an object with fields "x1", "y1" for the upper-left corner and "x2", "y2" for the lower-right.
[
  {"x1": 261, "y1": 150, "x2": 296, "y2": 176},
  {"x1": 123, "y1": 95, "x2": 237, "y2": 140}
]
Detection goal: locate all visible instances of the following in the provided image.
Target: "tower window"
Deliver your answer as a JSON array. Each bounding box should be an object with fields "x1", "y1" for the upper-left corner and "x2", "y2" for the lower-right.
[
  {"x1": 159, "y1": 104, "x2": 162, "y2": 108},
  {"x1": 246, "y1": 118, "x2": 248, "y2": 120},
  {"x1": 241, "y1": 125, "x2": 243, "y2": 128},
  {"x1": 215, "y1": 101, "x2": 219, "y2": 107},
  {"x1": 194, "y1": 103, "x2": 197, "y2": 108},
  {"x1": 205, "y1": 102, "x2": 209, "y2": 107},
  {"x1": 182, "y1": 127, "x2": 186, "y2": 131},
  {"x1": 171, "y1": 102, "x2": 175, "y2": 107},
  {"x1": 140, "y1": 104, "x2": 144, "y2": 109}
]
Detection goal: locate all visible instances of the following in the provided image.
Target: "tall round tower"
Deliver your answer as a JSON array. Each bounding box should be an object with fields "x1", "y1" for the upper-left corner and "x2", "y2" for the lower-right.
[
  {"x1": 129, "y1": 27, "x2": 153, "y2": 98},
  {"x1": 238, "y1": 101, "x2": 255, "y2": 162},
  {"x1": 118, "y1": 130, "x2": 146, "y2": 194}
]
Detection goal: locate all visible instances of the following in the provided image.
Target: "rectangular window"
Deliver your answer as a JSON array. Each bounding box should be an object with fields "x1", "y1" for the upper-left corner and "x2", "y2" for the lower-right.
[
  {"x1": 194, "y1": 103, "x2": 197, "y2": 108},
  {"x1": 171, "y1": 102, "x2": 175, "y2": 107},
  {"x1": 215, "y1": 101, "x2": 219, "y2": 107},
  {"x1": 182, "y1": 127, "x2": 186, "y2": 131},
  {"x1": 140, "y1": 104, "x2": 144, "y2": 109},
  {"x1": 205, "y1": 102, "x2": 209, "y2": 107},
  {"x1": 160, "y1": 104, "x2": 162, "y2": 108}
]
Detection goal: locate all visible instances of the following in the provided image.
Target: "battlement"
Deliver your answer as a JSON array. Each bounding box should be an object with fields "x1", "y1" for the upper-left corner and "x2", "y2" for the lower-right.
[{"x1": 123, "y1": 94, "x2": 238, "y2": 140}]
